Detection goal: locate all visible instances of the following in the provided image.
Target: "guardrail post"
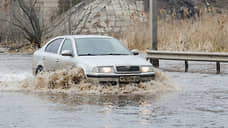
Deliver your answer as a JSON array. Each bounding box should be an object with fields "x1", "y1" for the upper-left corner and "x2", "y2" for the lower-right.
[
  {"x1": 150, "y1": 59, "x2": 160, "y2": 67},
  {"x1": 185, "y1": 60, "x2": 189, "y2": 72},
  {"x1": 216, "y1": 62, "x2": 220, "y2": 74}
]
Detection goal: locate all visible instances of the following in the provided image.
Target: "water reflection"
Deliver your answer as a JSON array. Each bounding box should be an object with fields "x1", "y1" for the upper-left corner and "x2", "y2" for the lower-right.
[
  {"x1": 103, "y1": 102, "x2": 113, "y2": 115},
  {"x1": 139, "y1": 100, "x2": 152, "y2": 126},
  {"x1": 26, "y1": 92, "x2": 162, "y2": 108},
  {"x1": 20, "y1": 92, "x2": 166, "y2": 128}
]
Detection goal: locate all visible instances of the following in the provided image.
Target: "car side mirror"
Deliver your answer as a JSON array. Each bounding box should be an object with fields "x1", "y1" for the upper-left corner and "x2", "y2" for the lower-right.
[
  {"x1": 131, "y1": 49, "x2": 139, "y2": 55},
  {"x1": 61, "y1": 50, "x2": 73, "y2": 57}
]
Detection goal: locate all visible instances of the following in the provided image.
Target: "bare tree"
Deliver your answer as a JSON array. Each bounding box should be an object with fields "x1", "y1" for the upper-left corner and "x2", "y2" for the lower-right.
[
  {"x1": 14, "y1": 0, "x2": 45, "y2": 48},
  {"x1": 0, "y1": 0, "x2": 45, "y2": 48}
]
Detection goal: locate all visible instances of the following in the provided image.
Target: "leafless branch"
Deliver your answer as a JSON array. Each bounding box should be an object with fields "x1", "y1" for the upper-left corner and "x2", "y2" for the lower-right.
[{"x1": 8, "y1": 0, "x2": 45, "y2": 48}]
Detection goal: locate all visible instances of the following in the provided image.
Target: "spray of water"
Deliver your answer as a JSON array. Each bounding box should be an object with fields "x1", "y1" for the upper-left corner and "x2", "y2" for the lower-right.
[{"x1": 19, "y1": 68, "x2": 179, "y2": 95}]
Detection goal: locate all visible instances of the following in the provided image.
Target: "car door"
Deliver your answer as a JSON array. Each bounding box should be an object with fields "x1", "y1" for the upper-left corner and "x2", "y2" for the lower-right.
[
  {"x1": 57, "y1": 38, "x2": 76, "y2": 70},
  {"x1": 43, "y1": 38, "x2": 63, "y2": 71}
]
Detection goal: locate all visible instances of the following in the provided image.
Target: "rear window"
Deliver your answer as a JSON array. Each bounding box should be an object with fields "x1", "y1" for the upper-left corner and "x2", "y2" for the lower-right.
[{"x1": 45, "y1": 38, "x2": 63, "y2": 54}]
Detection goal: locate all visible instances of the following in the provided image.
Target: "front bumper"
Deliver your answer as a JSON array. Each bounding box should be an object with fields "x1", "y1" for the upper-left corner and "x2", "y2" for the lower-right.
[{"x1": 87, "y1": 72, "x2": 155, "y2": 85}]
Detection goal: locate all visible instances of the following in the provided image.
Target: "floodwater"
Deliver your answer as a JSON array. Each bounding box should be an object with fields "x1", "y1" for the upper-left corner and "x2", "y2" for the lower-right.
[{"x1": 0, "y1": 54, "x2": 228, "y2": 128}]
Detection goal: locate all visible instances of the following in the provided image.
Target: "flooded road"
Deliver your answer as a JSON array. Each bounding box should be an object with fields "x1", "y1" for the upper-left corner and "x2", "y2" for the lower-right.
[{"x1": 0, "y1": 54, "x2": 228, "y2": 128}]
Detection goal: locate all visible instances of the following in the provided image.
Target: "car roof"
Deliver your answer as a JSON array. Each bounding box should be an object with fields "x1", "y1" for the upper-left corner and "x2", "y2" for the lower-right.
[{"x1": 56, "y1": 35, "x2": 113, "y2": 39}]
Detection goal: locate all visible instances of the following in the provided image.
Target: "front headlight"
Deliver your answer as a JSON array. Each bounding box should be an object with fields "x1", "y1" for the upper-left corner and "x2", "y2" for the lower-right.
[
  {"x1": 92, "y1": 66, "x2": 114, "y2": 73},
  {"x1": 141, "y1": 66, "x2": 153, "y2": 73}
]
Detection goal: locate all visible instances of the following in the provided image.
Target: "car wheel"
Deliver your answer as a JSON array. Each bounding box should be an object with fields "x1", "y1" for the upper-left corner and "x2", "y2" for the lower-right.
[{"x1": 35, "y1": 66, "x2": 43, "y2": 75}]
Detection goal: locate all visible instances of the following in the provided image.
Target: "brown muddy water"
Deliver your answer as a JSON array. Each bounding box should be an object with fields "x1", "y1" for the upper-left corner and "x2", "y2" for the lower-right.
[{"x1": 0, "y1": 54, "x2": 228, "y2": 128}]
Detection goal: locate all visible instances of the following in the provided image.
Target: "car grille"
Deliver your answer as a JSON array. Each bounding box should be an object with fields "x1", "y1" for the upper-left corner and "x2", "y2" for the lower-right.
[{"x1": 116, "y1": 66, "x2": 140, "y2": 73}]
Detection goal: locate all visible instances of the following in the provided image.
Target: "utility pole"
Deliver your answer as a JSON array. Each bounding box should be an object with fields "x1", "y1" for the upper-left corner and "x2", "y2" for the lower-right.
[
  {"x1": 150, "y1": 0, "x2": 159, "y2": 67},
  {"x1": 8, "y1": 0, "x2": 12, "y2": 42},
  {"x1": 68, "y1": 0, "x2": 72, "y2": 34}
]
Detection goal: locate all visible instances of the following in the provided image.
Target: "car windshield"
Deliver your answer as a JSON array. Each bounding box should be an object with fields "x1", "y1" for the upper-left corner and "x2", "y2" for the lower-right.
[{"x1": 75, "y1": 38, "x2": 132, "y2": 56}]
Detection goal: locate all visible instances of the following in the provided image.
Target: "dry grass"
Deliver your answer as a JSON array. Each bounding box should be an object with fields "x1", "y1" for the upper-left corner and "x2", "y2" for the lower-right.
[
  {"x1": 2, "y1": 8, "x2": 228, "y2": 53},
  {"x1": 121, "y1": 8, "x2": 228, "y2": 52}
]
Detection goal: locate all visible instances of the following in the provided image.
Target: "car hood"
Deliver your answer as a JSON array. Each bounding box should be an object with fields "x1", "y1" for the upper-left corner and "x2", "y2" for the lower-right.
[{"x1": 78, "y1": 55, "x2": 151, "y2": 67}]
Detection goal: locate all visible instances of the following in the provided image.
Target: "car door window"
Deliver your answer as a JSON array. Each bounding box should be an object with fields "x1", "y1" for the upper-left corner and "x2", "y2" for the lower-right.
[
  {"x1": 45, "y1": 38, "x2": 63, "y2": 54},
  {"x1": 60, "y1": 39, "x2": 73, "y2": 54}
]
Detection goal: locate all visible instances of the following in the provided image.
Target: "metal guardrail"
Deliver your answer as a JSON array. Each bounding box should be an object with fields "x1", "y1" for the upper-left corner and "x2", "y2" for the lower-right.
[{"x1": 146, "y1": 50, "x2": 228, "y2": 74}]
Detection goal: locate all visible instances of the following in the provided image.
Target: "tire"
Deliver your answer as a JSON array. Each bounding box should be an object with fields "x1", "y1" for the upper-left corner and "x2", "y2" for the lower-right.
[{"x1": 35, "y1": 66, "x2": 43, "y2": 75}]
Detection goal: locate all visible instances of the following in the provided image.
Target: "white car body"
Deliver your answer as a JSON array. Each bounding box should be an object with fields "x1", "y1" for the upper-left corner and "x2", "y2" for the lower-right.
[{"x1": 32, "y1": 35, "x2": 155, "y2": 85}]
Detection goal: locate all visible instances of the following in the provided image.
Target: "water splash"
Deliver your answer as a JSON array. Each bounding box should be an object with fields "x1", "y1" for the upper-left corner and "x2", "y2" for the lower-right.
[
  {"x1": 0, "y1": 68, "x2": 179, "y2": 95},
  {"x1": 20, "y1": 68, "x2": 178, "y2": 95}
]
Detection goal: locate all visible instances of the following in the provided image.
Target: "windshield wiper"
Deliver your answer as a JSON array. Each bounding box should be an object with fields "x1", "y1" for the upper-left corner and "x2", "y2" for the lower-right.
[
  {"x1": 79, "y1": 53, "x2": 130, "y2": 56},
  {"x1": 106, "y1": 53, "x2": 130, "y2": 55},
  {"x1": 79, "y1": 53, "x2": 98, "y2": 56}
]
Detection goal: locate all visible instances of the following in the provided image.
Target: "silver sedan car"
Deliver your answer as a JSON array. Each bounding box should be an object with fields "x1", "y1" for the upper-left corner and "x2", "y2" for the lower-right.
[{"x1": 32, "y1": 35, "x2": 155, "y2": 85}]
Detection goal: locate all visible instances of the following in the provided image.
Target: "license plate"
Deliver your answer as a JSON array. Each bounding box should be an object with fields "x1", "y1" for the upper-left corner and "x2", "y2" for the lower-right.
[{"x1": 119, "y1": 76, "x2": 140, "y2": 82}]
